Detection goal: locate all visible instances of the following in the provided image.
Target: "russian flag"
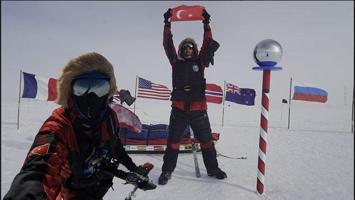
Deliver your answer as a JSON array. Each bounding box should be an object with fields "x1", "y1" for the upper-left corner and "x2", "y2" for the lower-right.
[
  {"x1": 205, "y1": 83, "x2": 223, "y2": 104},
  {"x1": 22, "y1": 72, "x2": 58, "y2": 101},
  {"x1": 292, "y1": 86, "x2": 328, "y2": 103}
]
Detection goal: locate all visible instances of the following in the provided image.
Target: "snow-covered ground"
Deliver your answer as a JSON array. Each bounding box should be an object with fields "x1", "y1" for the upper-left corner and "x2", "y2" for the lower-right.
[
  {"x1": 2, "y1": 1, "x2": 353, "y2": 199},
  {"x1": 1, "y1": 99, "x2": 353, "y2": 200}
]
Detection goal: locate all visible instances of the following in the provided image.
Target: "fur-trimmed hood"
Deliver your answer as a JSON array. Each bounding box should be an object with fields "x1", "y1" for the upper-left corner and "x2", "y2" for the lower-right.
[
  {"x1": 56, "y1": 52, "x2": 117, "y2": 107},
  {"x1": 178, "y1": 38, "x2": 199, "y2": 59}
]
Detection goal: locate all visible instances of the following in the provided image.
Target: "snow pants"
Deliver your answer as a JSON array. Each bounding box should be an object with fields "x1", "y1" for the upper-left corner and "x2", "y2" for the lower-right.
[{"x1": 161, "y1": 107, "x2": 219, "y2": 174}]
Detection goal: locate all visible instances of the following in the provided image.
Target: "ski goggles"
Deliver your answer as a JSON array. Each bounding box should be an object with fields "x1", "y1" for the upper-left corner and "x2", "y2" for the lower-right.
[
  {"x1": 72, "y1": 78, "x2": 111, "y2": 97},
  {"x1": 72, "y1": 71, "x2": 111, "y2": 97},
  {"x1": 182, "y1": 43, "x2": 194, "y2": 50}
]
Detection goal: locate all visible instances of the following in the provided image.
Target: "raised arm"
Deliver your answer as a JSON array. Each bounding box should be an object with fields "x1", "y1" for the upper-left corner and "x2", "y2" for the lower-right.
[{"x1": 163, "y1": 8, "x2": 177, "y2": 68}]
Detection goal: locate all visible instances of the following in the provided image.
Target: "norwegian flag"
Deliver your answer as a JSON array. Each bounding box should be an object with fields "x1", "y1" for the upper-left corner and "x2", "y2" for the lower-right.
[{"x1": 205, "y1": 83, "x2": 223, "y2": 104}]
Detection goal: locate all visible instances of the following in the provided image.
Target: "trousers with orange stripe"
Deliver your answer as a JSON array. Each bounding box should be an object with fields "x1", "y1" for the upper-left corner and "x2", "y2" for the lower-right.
[{"x1": 161, "y1": 107, "x2": 219, "y2": 174}]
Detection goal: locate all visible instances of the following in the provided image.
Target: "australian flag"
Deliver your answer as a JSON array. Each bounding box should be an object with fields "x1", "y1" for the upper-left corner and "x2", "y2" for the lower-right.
[{"x1": 225, "y1": 82, "x2": 256, "y2": 106}]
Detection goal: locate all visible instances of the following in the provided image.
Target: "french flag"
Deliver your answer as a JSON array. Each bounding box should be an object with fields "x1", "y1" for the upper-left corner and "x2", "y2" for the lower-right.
[
  {"x1": 205, "y1": 83, "x2": 223, "y2": 104},
  {"x1": 292, "y1": 86, "x2": 328, "y2": 103},
  {"x1": 22, "y1": 72, "x2": 58, "y2": 101}
]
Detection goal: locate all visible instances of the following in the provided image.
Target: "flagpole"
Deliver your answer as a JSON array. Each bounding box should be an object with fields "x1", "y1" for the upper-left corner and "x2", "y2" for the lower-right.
[
  {"x1": 280, "y1": 100, "x2": 284, "y2": 121},
  {"x1": 222, "y1": 81, "x2": 226, "y2": 127},
  {"x1": 352, "y1": 85, "x2": 354, "y2": 133},
  {"x1": 133, "y1": 75, "x2": 138, "y2": 113},
  {"x1": 287, "y1": 77, "x2": 293, "y2": 129},
  {"x1": 17, "y1": 69, "x2": 23, "y2": 130}
]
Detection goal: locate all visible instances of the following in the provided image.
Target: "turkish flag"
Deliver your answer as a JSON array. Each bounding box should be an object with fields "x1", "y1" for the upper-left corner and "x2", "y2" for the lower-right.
[{"x1": 170, "y1": 5, "x2": 205, "y2": 22}]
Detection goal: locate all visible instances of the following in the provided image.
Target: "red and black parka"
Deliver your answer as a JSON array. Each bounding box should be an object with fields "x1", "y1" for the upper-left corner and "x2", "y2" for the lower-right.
[
  {"x1": 4, "y1": 106, "x2": 138, "y2": 200},
  {"x1": 163, "y1": 22, "x2": 214, "y2": 112}
]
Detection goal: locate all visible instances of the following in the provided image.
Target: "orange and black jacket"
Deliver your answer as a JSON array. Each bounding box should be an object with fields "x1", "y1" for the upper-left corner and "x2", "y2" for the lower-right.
[
  {"x1": 4, "y1": 107, "x2": 138, "y2": 200},
  {"x1": 163, "y1": 23, "x2": 213, "y2": 112}
]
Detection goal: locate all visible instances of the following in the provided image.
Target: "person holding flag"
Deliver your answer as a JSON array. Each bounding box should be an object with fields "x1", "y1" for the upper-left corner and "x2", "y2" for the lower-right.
[{"x1": 158, "y1": 7, "x2": 226, "y2": 185}]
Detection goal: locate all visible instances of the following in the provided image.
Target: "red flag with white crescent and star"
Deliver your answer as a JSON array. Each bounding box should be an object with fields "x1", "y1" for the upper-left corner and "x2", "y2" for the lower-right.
[{"x1": 170, "y1": 5, "x2": 205, "y2": 22}]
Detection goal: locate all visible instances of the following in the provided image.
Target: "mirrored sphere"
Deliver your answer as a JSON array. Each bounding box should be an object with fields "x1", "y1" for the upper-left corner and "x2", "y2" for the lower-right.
[{"x1": 253, "y1": 39, "x2": 282, "y2": 66}]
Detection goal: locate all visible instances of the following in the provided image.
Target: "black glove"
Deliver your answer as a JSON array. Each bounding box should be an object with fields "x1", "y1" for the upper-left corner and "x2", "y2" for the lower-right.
[
  {"x1": 135, "y1": 165, "x2": 150, "y2": 177},
  {"x1": 163, "y1": 8, "x2": 172, "y2": 24},
  {"x1": 202, "y1": 9, "x2": 210, "y2": 24},
  {"x1": 125, "y1": 172, "x2": 156, "y2": 191},
  {"x1": 125, "y1": 172, "x2": 145, "y2": 185}
]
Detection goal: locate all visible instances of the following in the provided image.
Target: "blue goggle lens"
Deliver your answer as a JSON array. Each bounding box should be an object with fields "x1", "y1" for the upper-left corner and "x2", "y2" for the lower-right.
[{"x1": 72, "y1": 78, "x2": 110, "y2": 97}]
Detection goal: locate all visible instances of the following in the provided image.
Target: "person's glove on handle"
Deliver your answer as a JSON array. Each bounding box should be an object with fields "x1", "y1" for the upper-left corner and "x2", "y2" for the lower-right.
[
  {"x1": 135, "y1": 162, "x2": 153, "y2": 177},
  {"x1": 125, "y1": 171, "x2": 155, "y2": 191}
]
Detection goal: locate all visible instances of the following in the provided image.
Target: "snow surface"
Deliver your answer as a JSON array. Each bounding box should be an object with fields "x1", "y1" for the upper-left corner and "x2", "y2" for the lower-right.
[{"x1": 1, "y1": 99, "x2": 353, "y2": 200}]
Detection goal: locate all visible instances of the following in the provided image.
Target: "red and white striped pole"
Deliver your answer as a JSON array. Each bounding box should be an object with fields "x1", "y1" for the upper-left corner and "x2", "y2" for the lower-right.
[
  {"x1": 252, "y1": 39, "x2": 283, "y2": 195},
  {"x1": 256, "y1": 70, "x2": 271, "y2": 194}
]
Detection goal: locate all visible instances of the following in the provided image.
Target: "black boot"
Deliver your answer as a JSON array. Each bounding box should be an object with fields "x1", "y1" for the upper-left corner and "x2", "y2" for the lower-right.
[
  {"x1": 207, "y1": 168, "x2": 227, "y2": 179},
  {"x1": 158, "y1": 171, "x2": 172, "y2": 185}
]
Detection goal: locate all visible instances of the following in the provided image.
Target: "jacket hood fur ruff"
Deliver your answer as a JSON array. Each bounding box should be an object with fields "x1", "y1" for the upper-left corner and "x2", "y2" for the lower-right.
[
  {"x1": 56, "y1": 52, "x2": 118, "y2": 107},
  {"x1": 178, "y1": 37, "x2": 199, "y2": 59}
]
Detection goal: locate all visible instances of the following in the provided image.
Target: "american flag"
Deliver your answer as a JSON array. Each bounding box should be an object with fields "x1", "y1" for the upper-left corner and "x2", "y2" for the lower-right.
[{"x1": 138, "y1": 77, "x2": 171, "y2": 100}]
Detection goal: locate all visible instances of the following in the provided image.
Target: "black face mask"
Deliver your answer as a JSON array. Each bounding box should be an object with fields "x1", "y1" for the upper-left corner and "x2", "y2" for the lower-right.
[{"x1": 73, "y1": 93, "x2": 109, "y2": 127}]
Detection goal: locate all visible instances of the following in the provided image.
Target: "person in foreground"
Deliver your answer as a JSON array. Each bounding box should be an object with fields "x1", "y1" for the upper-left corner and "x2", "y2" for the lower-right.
[
  {"x1": 158, "y1": 8, "x2": 227, "y2": 185},
  {"x1": 4, "y1": 52, "x2": 155, "y2": 200}
]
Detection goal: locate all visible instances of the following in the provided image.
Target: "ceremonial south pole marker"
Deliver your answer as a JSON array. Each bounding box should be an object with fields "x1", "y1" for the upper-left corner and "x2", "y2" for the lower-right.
[{"x1": 252, "y1": 39, "x2": 283, "y2": 195}]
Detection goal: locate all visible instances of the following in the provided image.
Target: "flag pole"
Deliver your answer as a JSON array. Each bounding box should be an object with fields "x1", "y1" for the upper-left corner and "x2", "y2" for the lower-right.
[
  {"x1": 221, "y1": 81, "x2": 226, "y2": 127},
  {"x1": 352, "y1": 84, "x2": 354, "y2": 133},
  {"x1": 280, "y1": 100, "x2": 284, "y2": 121},
  {"x1": 17, "y1": 69, "x2": 23, "y2": 130},
  {"x1": 133, "y1": 75, "x2": 138, "y2": 113},
  {"x1": 287, "y1": 77, "x2": 293, "y2": 129}
]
